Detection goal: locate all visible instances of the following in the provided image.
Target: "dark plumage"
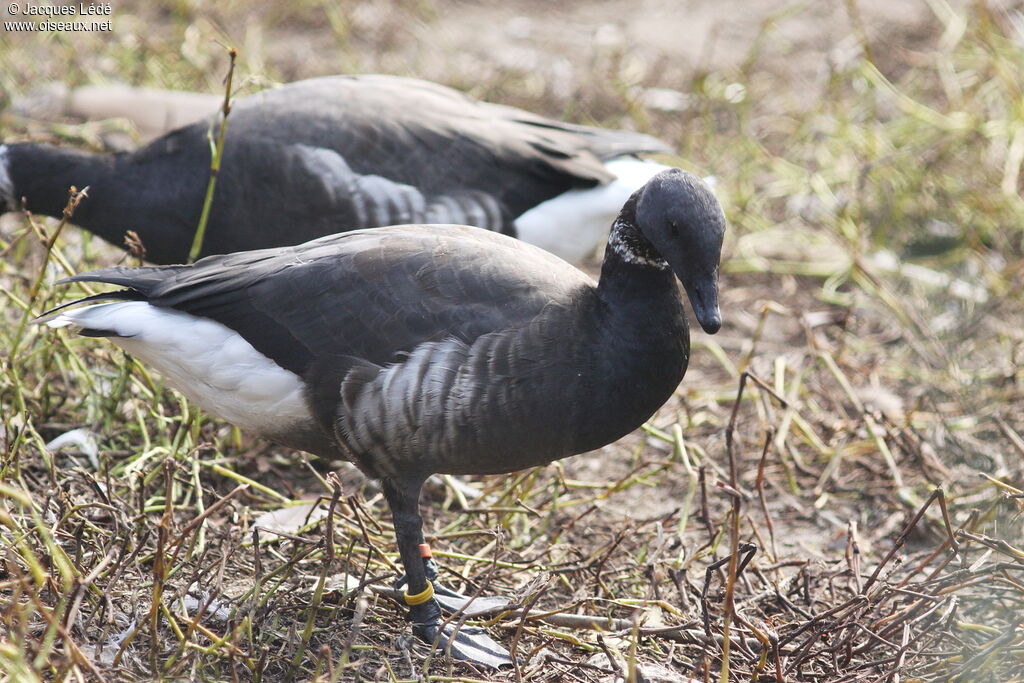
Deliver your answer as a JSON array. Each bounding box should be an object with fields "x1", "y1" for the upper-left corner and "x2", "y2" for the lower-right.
[
  {"x1": 42, "y1": 169, "x2": 725, "y2": 664},
  {"x1": 2, "y1": 75, "x2": 672, "y2": 264}
]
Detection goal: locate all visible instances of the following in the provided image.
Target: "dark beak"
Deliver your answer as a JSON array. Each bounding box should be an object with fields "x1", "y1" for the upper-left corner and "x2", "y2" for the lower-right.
[{"x1": 683, "y1": 274, "x2": 721, "y2": 334}]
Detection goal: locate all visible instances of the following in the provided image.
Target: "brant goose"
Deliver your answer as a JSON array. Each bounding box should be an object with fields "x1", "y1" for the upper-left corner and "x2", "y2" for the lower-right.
[
  {"x1": 3, "y1": 74, "x2": 673, "y2": 264},
  {"x1": 41, "y1": 169, "x2": 724, "y2": 664}
]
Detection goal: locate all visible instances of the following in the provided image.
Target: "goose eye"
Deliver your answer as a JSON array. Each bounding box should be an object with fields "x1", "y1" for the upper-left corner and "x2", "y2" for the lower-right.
[{"x1": 669, "y1": 220, "x2": 680, "y2": 236}]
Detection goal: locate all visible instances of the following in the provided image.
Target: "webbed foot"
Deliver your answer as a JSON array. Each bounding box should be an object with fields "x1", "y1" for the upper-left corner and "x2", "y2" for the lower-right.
[
  {"x1": 430, "y1": 581, "x2": 513, "y2": 617},
  {"x1": 407, "y1": 588, "x2": 512, "y2": 668},
  {"x1": 395, "y1": 562, "x2": 513, "y2": 617},
  {"x1": 413, "y1": 616, "x2": 512, "y2": 668}
]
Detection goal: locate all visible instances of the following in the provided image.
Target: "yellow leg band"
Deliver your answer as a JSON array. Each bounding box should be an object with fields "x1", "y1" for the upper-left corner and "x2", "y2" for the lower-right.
[{"x1": 404, "y1": 581, "x2": 434, "y2": 606}]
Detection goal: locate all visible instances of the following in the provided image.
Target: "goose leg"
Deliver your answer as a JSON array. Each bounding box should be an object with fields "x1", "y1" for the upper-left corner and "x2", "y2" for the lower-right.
[
  {"x1": 382, "y1": 477, "x2": 439, "y2": 639},
  {"x1": 382, "y1": 477, "x2": 511, "y2": 668}
]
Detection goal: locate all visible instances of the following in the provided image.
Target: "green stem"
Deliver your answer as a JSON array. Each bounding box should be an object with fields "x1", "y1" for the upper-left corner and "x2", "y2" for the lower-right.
[
  {"x1": 9, "y1": 187, "x2": 85, "y2": 363},
  {"x1": 189, "y1": 48, "x2": 238, "y2": 263}
]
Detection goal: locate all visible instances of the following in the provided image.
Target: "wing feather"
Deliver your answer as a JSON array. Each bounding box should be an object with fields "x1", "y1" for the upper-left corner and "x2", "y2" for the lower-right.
[{"x1": 60, "y1": 224, "x2": 592, "y2": 379}]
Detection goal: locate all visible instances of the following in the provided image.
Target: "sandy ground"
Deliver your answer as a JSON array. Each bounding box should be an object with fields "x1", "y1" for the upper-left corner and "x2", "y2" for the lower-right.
[{"x1": 3, "y1": 0, "x2": 968, "y2": 138}]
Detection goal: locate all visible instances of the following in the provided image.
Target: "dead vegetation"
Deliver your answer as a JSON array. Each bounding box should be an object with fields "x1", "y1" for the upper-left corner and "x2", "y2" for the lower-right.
[{"x1": 2, "y1": 1, "x2": 1024, "y2": 681}]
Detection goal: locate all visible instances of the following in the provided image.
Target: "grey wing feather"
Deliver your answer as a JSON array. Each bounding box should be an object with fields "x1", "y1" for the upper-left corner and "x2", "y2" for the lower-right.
[
  {"x1": 58, "y1": 225, "x2": 590, "y2": 378},
  {"x1": 228, "y1": 75, "x2": 673, "y2": 217}
]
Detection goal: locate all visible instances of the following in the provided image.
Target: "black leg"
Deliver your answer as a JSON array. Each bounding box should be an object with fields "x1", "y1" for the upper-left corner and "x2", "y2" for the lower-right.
[
  {"x1": 381, "y1": 476, "x2": 441, "y2": 641},
  {"x1": 381, "y1": 475, "x2": 512, "y2": 668}
]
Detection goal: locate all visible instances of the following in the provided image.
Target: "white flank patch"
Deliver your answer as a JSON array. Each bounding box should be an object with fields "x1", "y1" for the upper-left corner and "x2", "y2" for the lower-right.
[
  {"x1": 0, "y1": 144, "x2": 15, "y2": 210},
  {"x1": 46, "y1": 302, "x2": 314, "y2": 436},
  {"x1": 514, "y1": 157, "x2": 672, "y2": 264}
]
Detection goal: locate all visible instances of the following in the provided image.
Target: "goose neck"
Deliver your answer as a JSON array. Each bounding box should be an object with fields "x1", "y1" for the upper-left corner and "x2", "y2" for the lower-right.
[
  {"x1": 5, "y1": 143, "x2": 115, "y2": 220},
  {"x1": 597, "y1": 215, "x2": 674, "y2": 304}
]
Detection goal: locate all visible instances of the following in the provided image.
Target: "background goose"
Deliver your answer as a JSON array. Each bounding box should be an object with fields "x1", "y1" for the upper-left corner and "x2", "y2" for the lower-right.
[
  {"x1": 41, "y1": 168, "x2": 724, "y2": 665},
  {"x1": 2, "y1": 74, "x2": 674, "y2": 265}
]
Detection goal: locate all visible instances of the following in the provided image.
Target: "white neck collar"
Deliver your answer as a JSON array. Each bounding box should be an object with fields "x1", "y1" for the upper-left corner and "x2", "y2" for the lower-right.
[{"x1": 607, "y1": 218, "x2": 668, "y2": 269}]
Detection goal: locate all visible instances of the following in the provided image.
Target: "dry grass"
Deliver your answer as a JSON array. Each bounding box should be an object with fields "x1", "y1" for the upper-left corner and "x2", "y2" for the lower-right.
[{"x1": 2, "y1": 1, "x2": 1024, "y2": 681}]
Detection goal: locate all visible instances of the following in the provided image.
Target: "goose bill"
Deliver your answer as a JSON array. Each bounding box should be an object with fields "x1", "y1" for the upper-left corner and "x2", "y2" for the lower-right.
[{"x1": 682, "y1": 274, "x2": 721, "y2": 334}]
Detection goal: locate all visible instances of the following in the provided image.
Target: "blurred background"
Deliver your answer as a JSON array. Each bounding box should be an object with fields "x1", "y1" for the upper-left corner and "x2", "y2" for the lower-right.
[{"x1": 3, "y1": 1, "x2": 1024, "y2": 681}]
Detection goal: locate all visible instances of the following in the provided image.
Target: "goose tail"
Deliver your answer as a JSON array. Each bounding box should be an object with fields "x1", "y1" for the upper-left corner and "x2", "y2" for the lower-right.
[
  {"x1": 36, "y1": 290, "x2": 146, "y2": 336},
  {"x1": 567, "y1": 124, "x2": 674, "y2": 160}
]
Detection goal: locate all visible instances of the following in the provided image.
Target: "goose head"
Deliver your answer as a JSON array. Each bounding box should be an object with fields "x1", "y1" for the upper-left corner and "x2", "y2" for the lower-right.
[{"x1": 634, "y1": 168, "x2": 725, "y2": 334}]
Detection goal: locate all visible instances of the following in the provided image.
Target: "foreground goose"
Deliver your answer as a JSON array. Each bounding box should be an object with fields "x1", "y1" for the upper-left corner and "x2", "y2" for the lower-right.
[
  {"x1": 41, "y1": 169, "x2": 724, "y2": 665},
  {"x1": 3, "y1": 74, "x2": 672, "y2": 264}
]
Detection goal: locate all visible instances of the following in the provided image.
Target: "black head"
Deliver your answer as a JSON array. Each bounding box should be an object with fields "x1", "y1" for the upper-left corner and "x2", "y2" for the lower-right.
[{"x1": 634, "y1": 169, "x2": 725, "y2": 334}]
